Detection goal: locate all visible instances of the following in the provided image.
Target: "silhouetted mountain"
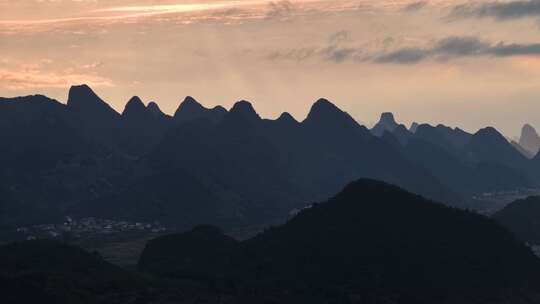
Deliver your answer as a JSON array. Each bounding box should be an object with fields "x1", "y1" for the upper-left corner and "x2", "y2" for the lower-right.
[
  {"x1": 147, "y1": 101, "x2": 168, "y2": 119},
  {"x1": 0, "y1": 94, "x2": 94, "y2": 173},
  {"x1": 400, "y1": 125, "x2": 534, "y2": 196},
  {"x1": 371, "y1": 112, "x2": 399, "y2": 136},
  {"x1": 392, "y1": 124, "x2": 413, "y2": 145},
  {"x1": 145, "y1": 101, "x2": 300, "y2": 222},
  {"x1": 120, "y1": 96, "x2": 171, "y2": 155},
  {"x1": 303, "y1": 98, "x2": 369, "y2": 138},
  {"x1": 139, "y1": 180, "x2": 540, "y2": 303},
  {"x1": 465, "y1": 127, "x2": 529, "y2": 170},
  {"x1": 2, "y1": 85, "x2": 540, "y2": 230},
  {"x1": 76, "y1": 169, "x2": 247, "y2": 226},
  {"x1": 301, "y1": 100, "x2": 458, "y2": 204},
  {"x1": 273, "y1": 112, "x2": 299, "y2": 129},
  {"x1": 138, "y1": 225, "x2": 239, "y2": 278},
  {"x1": 122, "y1": 96, "x2": 146, "y2": 118},
  {"x1": 174, "y1": 96, "x2": 226, "y2": 123},
  {"x1": 520, "y1": 124, "x2": 540, "y2": 156},
  {"x1": 493, "y1": 196, "x2": 540, "y2": 244},
  {"x1": 227, "y1": 100, "x2": 261, "y2": 124},
  {"x1": 66, "y1": 84, "x2": 122, "y2": 146},
  {"x1": 0, "y1": 240, "x2": 144, "y2": 304},
  {"x1": 403, "y1": 137, "x2": 532, "y2": 196},
  {"x1": 414, "y1": 123, "x2": 471, "y2": 155},
  {"x1": 371, "y1": 113, "x2": 412, "y2": 145}
]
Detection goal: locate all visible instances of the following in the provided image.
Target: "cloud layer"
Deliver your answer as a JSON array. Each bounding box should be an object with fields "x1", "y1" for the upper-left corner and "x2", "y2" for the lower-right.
[
  {"x1": 450, "y1": 0, "x2": 540, "y2": 21},
  {"x1": 376, "y1": 36, "x2": 540, "y2": 64}
]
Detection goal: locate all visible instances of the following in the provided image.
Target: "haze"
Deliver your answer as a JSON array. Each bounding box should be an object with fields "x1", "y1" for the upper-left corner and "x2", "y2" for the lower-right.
[{"x1": 2, "y1": 0, "x2": 540, "y2": 136}]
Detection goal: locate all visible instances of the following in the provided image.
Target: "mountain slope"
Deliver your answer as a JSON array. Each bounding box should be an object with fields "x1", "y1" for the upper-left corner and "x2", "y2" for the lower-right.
[
  {"x1": 0, "y1": 240, "x2": 144, "y2": 304},
  {"x1": 140, "y1": 179, "x2": 540, "y2": 303},
  {"x1": 493, "y1": 196, "x2": 540, "y2": 244}
]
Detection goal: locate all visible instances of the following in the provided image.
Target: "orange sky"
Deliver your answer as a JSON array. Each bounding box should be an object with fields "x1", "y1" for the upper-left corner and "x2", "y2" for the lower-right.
[{"x1": 2, "y1": 0, "x2": 540, "y2": 136}]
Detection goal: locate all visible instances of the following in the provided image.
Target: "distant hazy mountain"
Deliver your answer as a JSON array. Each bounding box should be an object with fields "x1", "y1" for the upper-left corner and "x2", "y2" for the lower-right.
[
  {"x1": 370, "y1": 117, "x2": 534, "y2": 196},
  {"x1": 511, "y1": 140, "x2": 534, "y2": 159},
  {"x1": 465, "y1": 127, "x2": 529, "y2": 170},
  {"x1": 371, "y1": 112, "x2": 399, "y2": 136},
  {"x1": 413, "y1": 123, "x2": 471, "y2": 155},
  {"x1": 519, "y1": 124, "x2": 540, "y2": 156},
  {"x1": 493, "y1": 196, "x2": 540, "y2": 245},
  {"x1": 139, "y1": 179, "x2": 540, "y2": 303}
]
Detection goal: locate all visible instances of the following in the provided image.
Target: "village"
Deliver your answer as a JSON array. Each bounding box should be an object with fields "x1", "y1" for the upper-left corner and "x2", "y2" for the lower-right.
[{"x1": 15, "y1": 217, "x2": 167, "y2": 241}]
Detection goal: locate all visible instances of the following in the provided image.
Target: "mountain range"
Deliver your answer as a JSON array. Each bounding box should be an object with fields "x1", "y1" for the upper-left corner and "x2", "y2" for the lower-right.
[
  {"x1": 1, "y1": 85, "x2": 540, "y2": 229},
  {"x1": 3, "y1": 180, "x2": 539, "y2": 304}
]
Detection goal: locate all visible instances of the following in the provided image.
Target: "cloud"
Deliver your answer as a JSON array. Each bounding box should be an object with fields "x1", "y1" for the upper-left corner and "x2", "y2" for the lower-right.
[
  {"x1": 267, "y1": 30, "x2": 364, "y2": 63},
  {"x1": 265, "y1": 1, "x2": 296, "y2": 20},
  {"x1": 328, "y1": 30, "x2": 349, "y2": 44},
  {"x1": 449, "y1": 0, "x2": 540, "y2": 21},
  {"x1": 375, "y1": 47, "x2": 427, "y2": 64},
  {"x1": 0, "y1": 63, "x2": 113, "y2": 90},
  {"x1": 375, "y1": 36, "x2": 540, "y2": 64},
  {"x1": 268, "y1": 35, "x2": 540, "y2": 65},
  {"x1": 403, "y1": 1, "x2": 428, "y2": 12}
]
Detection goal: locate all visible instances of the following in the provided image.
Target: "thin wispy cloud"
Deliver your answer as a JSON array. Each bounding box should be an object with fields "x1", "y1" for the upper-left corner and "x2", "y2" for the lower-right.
[
  {"x1": 449, "y1": 0, "x2": 540, "y2": 21},
  {"x1": 267, "y1": 30, "x2": 366, "y2": 63},
  {"x1": 0, "y1": 58, "x2": 113, "y2": 90},
  {"x1": 0, "y1": 1, "x2": 269, "y2": 29},
  {"x1": 403, "y1": 1, "x2": 428, "y2": 12},
  {"x1": 375, "y1": 36, "x2": 540, "y2": 64},
  {"x1": 268, "y1": 35, "x2": 540, "y2": 64},
  {"x1": 0, "y1": 68, "x2": 113, "y2": 90}
]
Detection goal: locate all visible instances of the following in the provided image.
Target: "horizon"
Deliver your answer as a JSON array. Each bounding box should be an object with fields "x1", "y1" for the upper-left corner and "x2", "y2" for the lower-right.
[
  {"x1": 2, "y1": 0, "x2": 540, "y2": 137},
  {"x1": 5, "y1": 83, "x2": 539, "y2": 139}
]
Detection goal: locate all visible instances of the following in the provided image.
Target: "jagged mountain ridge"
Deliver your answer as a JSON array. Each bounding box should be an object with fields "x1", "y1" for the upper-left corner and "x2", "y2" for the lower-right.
[
  {"x1": 1, "y1": 85, "x2": 539, "y2": 228},
  {"x1": 374, "y1": 113, "x2": 539, "y2": 195}
]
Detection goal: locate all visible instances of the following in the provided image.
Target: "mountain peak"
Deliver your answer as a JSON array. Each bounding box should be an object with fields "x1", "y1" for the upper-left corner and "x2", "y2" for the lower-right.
[
  {"x1": 67, "y1": 84, "x2": 102, "y2": 107},
  {"x1": 174, "y1": 96, "x2": 206, "y2": 120},
  {"x1": 519, "y1": 124, "x2": 540, "y2": 155},
  {"x1": 371, "y1": 112, "x2": 399, "y2": 137},
  {"x1": 66, "y1": 84, "x2": 119, "y2": 118},
  {"x1": 228, "y1": 100, "x2": 261, "y2": 122},
  {"x1": 307, "y1": 98, "x2": 342, "y2": 117},
  {"x1": 175, "y1": 96, "x2": 203, "y2": 116},
  {"x1": 174, "y1": 97, "x2": 226, "y2": 123},
  {"x1": 182, "y1": 96, "x2": 201, "y2": 107},
  {"x1": 475, "y1": 127, "x2": 505, "y2": 141},
  {"x1": 304, "y1": 98, "x2": 352, "y2": 123},
  {"x1": 277, "y1": 112, "x2": 298, "y2": 124},
  {"x1": 523, "y1": 123, "x2": 537, "y2": 134},
  {"x1": 147, "y1": 101, "x2": 166, "y2": 118},
  {"x1": 122, "y1": 96, "x2": 146, "y2": 116},
  {"x1": 380, "y1": 112, "x2": 396, "y2": 125}
]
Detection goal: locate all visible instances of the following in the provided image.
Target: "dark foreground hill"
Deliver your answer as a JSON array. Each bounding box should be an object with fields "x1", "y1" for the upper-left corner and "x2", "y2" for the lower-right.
[
  {"x1": 493, "y1": 196, "x2": 540, "y2": 244},
  {"x1": 0, "y1": 240, "x2": 145, "y2": 304},
  {"x1": 138, "y1": 179, "x2": 540, "y2": 304},
  {"x1": 3, "y1": 181, "x2": 540, "y2": 303}
]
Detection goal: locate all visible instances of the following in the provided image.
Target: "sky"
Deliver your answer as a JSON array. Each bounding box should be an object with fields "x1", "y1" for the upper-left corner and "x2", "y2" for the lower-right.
[{"x1": 2, "y1": 0, "x2": 540, "y2": 137}]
